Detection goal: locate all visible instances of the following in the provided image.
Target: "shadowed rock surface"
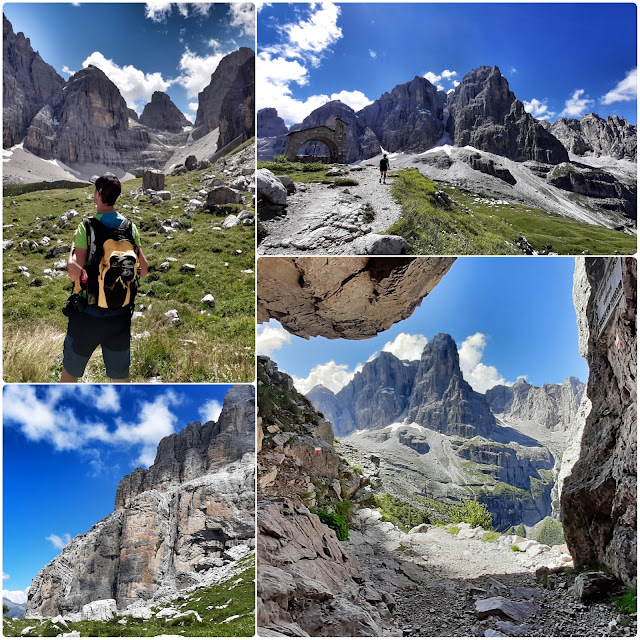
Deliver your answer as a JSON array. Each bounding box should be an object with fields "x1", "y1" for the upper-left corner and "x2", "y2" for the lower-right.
[
  {"x1": 193, "y1": 47, "x2": 254, "y2": 141},
  {"x1": 217, "y1": 53, "x2": 255, "y2": 149},
  {"x1": 561, "y1": 257, "x2": 637, "y2": 585},
  {"x1": 25, "y1": 386, "x2": 255, "y2": 617},
  {"x1": 139, "y1": 91, "x2": 191, "y2": 132},
  {"x1": 3, "y1": 14, "x2": 65, "y2": 148},
  {"x1": 257, "y1": 257, "x2": 456, "y2": 340},
  {"x1": 446, "y1": 66, "x2": 568, "y2": 164}
]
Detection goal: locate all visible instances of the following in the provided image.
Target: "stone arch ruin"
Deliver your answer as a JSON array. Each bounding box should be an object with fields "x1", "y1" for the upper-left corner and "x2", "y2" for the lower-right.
[{"x1": 285, "y1": 118, "x2": 348, "y2": 164}]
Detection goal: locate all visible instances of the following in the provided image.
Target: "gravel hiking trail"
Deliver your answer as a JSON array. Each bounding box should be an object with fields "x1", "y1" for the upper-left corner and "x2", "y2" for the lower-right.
[
  {"x1": 348, "y1": 511, "x2": 634, "y2": 637},
  {"x1": 259, "y1": 165, "x2": 403, "y2": 255}
]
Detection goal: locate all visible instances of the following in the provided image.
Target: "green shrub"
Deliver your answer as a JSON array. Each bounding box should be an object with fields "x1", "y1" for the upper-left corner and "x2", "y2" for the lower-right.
[
  {"x1": 445, "y1": 525, "x2": 460, "y2": 535},
  {"x1": 515, "y1": 523, "x2": 527, "y2": 538},
  {"x1": 510, "y1": 545, "x2": 521, "y2": 552},
  {"x1": 612, "y1": 588, "x2": 637, "y2": 614},
  {"x1": 451, "y1": 499, "x2": 493, "y2": 529},
  {"x1": 373, "y1": 493, "x2": 430, "y2": 532},
  {"x1": 482, "y1": 531, "x2": 501, "y2": 543},
  {"x1": 312, "y1": 509, "x2": 349, "y2": 541},
  {"x1": 531, "y1": 517, "x2": 565, "y2": 546}
]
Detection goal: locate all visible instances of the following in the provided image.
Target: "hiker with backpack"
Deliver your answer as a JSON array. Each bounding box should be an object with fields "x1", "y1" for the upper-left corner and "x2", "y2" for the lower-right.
[
  {"x1": 379, "y1": 153, "x2": 390, "y2": 184},
  {"x1": 61, "y1": 172, "x2": 148, "y2": 382}
]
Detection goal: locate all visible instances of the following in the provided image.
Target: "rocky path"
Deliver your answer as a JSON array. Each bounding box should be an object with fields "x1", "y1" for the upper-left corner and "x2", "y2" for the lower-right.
[
  {"x1": 259, "y1": 165, "x2": 403, "y2": 255},
  {"x1": 347, "y1": 510, "x2": 635, "y2": 637}
]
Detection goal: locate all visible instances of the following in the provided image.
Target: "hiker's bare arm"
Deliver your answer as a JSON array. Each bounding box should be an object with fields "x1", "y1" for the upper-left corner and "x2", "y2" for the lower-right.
[
  {"x1": 67, "y1": 246, "x2": 87, "y2": 281},
  {"x1": 138, "y1": 247, "x2": 148, "y2": 278}
]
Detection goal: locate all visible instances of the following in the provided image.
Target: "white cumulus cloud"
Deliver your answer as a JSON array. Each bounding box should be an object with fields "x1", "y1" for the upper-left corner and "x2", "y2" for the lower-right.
[
  {"x1": 258, "y1": 3, "x2": 349, "y2": 125},
  {"x1": 113, "y1": 391, "x2": 180, "y2": 467},
  {"x1": 257, "y1": 323, "x2": 292, "y2": 356},
  {"x1": 523, "y1": 98, "x2": 555, "y2": 121},
  {"x1": 369, "y1": 49, "x2": 377, "y2": 59},
  {"x1": 199, "y1": 399, "x2": 223, "y2": 424},
  {"x1": 292, "y1": 361, "x2": 363, "y2": 395},
  {"x1": 382, "y1": 333, "x2": 428, "y2": 361},
  {"x1": 46, "y1": 533, "x2": 72, "y2": 550},
  {"x1": 144, "y1": 2, "x2": 213, "y2": 22},
  {"x1": 424, "y1": 71, "x2": 441, "y2": 84},
  {"x1": 175, "y1": 47, "x2": 226, "y2": 99},
  {"x1": 3, "y1": 589, "x2": 29, "y2": 604},
  {"x1": 458, "y1": 333, "x2": 522, "y2": 393},
  {"x1": 3, "y1": 387, "x2": 182, "y2": 470},
  {"x1": 82, "y1": 51, "x2": 171, "y2": 113},
  {"x1": 441, "y1": 69, "x2": 457, "y2": 80},
  {"x1": 229, "y1": 3, "x2": 255, "y2": 37},
  {"x1": 601, "y1": 68, "x2": 637, "y2": 105},
  {"x1": 61, "y1": 65, "x2": 75, "y2": 76},
  {"x1": 2, "y1": 573, "x2": 9, "y2": 581},
  {"x1": 560, "y1": 89, "x2": 594, "y2": 118}
]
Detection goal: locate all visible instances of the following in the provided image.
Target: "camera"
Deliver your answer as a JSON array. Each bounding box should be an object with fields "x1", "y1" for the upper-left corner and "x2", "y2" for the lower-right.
[{"x1": 62, "y1": 293, "x2": 87, "y2": 317}]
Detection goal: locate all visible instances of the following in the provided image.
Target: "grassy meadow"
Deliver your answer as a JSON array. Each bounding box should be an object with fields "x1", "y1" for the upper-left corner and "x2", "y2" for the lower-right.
[
  {"x1": 2, "y1": 554, "x2": 255, "y2": 637},
  {"x1": 3, "y1": 147, "x2": 255, "y2": 383},
  {"x1": 388, "y1": 168, "x2": 637, "y2": 256}
]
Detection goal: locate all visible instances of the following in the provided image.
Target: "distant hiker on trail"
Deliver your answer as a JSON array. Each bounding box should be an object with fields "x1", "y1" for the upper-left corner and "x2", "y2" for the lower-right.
[
  {"x1": 60, "y1": 172, "x2": 148, "y2": 383},
  {"x1": 379, "y1": 154, "x2": 390, "y2": 184}
]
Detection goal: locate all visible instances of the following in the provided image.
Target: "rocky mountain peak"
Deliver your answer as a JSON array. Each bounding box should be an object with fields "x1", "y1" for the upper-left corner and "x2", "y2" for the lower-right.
[
  {"x1": 26, "y1": 386, "x2": 255, "y2": 617},
  {"x1": 3, "y1": 13, "x2": 65, "y2": 148},
  {"x1": 407, "y1": 333, "x2": 497, "y2": 437},
  {"x1": 257, "y1": 107, "x2": 288, "y2": 137},
  {"x1": 139, "y1": 90, "x2": 191, "y2": 132},
  {"x1": 446, "y1": 65, "x2": 569, "y2": 164},
  {"x1": 193, "y1": 46, "x2": 254, "y2": 140},
  {"x1": 115, "y1": 385, "x2": 254, "y2": 510}
]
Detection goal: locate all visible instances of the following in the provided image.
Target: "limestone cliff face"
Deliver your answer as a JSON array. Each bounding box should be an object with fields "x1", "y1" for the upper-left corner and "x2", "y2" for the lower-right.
[
  {"x1": 561, "y1": 257, "x2": 637, "y2": 585},
  {"x1": 25, "y1": 386, "x2": 255, "y2": 617},
  {"x1": 486, "y1": 377, "x2": 585, "y2": 432},
  {"x1": 333, "y1": 351, "x2": 419, "y2": 435},
  {"x1": 407, "y1": 334, "x2": 496, "y2": 438},
  {"x1": 544, "y1": 114, "x2": 637, "y2": 161},
  {"x1": 193, "y1": 47, "x2": 254, "y2": 141},
  {"x1": 358, "y1": 75, "x2": 444, "y2": 157},
  {"x1": 217, "y1": 54, "x2": 255, "y2": 149},
  {"x1": 445, "y1": 66, "x2": 568, "y2": 164},
  {"x1": 257, "y1": 357, "x2": 388, "y2": 636},
  {"x1": 3, "y1": 14, "x2": 65, "y2": 148},
  {"x1": 139, "y1": 91, "x2": 191, "y2": 132},
  {"x1": 257, "y1": 257, "x2": 456, "y2": 340}
]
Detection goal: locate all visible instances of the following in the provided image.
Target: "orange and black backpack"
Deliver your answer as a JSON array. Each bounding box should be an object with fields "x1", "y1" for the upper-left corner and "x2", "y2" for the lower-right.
[{"x1": 75, "y1": 217, "x2": 140, "y2": 310}]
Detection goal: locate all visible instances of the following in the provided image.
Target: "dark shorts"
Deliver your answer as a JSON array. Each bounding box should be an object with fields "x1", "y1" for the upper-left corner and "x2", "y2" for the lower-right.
[{"x1": 62, "y1": 307, "x2": 131, "y2": 379}]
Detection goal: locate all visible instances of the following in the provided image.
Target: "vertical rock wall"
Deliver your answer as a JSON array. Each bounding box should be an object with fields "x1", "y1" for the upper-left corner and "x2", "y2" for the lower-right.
[{"x1": 561, "y1": 257, "x2": 637, "y2": 584}]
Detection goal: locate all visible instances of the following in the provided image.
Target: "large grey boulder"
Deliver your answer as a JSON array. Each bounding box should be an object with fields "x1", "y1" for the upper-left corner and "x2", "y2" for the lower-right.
[
  {"x1": 81, "y1": 599, "x2": 117, "y2": 622},
  {"x1": 256, "y1": 169, "x2": 287, "y2": 205},
  {"x1": 205, "y1": 186, "x2": 243, "y2": 207},
  {"x1": 143, "y1": 170, "x2": 165, "y2": 191},
  {"x1": 351, "y1": 233, "x2": 409, "y2": 255}
]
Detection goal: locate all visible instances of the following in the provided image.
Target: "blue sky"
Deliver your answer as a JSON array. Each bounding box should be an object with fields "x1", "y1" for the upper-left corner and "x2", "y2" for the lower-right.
[
  {"x1": 2, "y1": 384, "x2": 237, "y2": 604},
  {"x1": 257, "y1": 257, "x2": 589, "y2": 396},
  {"x1": 257, "y1": 3, "x2": 637, "y2": 126},
  {"x1": 3, "y1": 2, "x2": 254, "y2": 122}
]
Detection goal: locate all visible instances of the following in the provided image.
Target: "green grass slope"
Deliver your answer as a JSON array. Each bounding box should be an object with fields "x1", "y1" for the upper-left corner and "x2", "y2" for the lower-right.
[
  {"x1": 3, "y1": 555, "x2": 255, "y2": 637},
  {"x1": 3, "y1": 148, "x2": 255, "y2": 382},
  {"x1": 388, "y1": 168, "x2": 637, "y2": 256}
]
